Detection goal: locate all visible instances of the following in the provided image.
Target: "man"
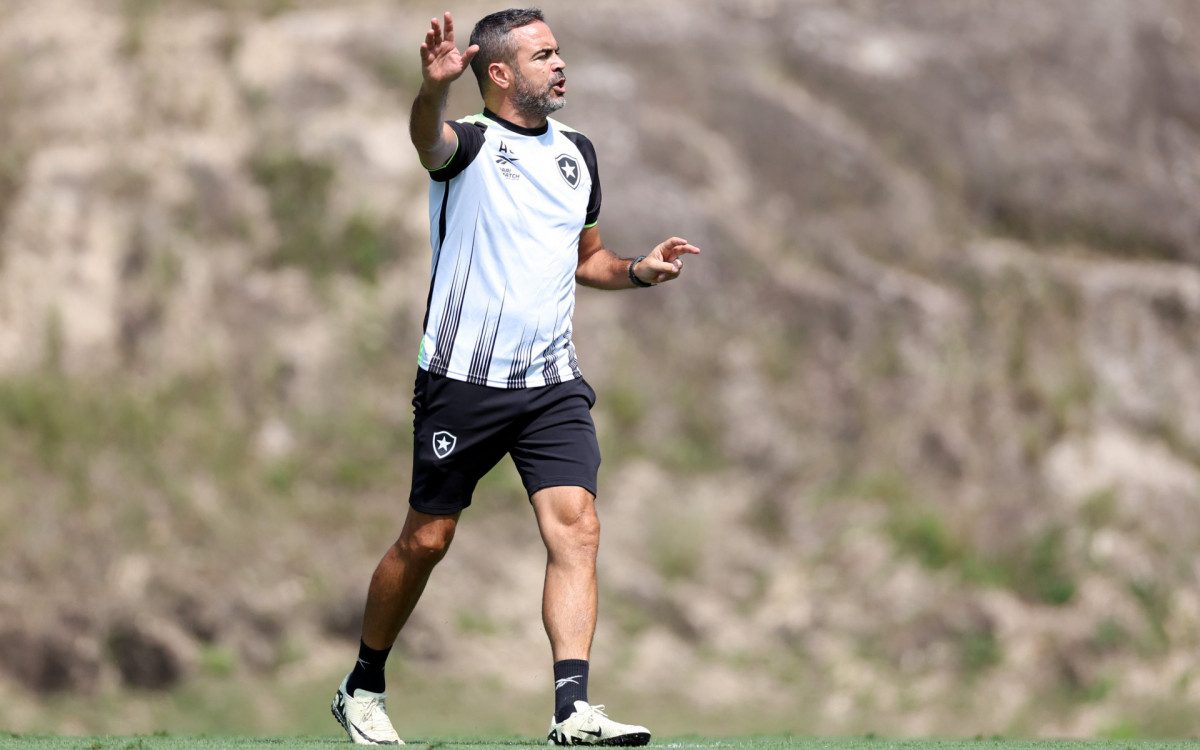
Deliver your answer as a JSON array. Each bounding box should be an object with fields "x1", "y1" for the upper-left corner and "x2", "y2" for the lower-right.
[{"x1": 330, "y1": 8, "x2": 699, "y2": 746}]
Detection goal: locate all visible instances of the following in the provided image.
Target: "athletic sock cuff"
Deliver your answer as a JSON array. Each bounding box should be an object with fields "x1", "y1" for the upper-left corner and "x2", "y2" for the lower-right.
[{"x1": 553, "y1": 659, "x2": 590, "y2": 722}]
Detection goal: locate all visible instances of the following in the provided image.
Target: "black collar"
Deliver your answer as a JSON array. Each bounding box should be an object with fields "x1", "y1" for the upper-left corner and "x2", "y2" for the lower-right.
[{"x1": 483, "y1": 108, "x2": 548, "y2": 136}]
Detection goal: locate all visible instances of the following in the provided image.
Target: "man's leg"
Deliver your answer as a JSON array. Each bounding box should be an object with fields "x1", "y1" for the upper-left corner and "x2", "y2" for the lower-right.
[
  {"x1": 531, "y1": 485, "x2": 599, "y2": 663},
  {"x1": 361, "y1": 507, "x2": 461, "y2": 652},
  {"x1": 333, "y1": 507, "x2": 459, "y2": 746},
  {"x1": 532, "y1": 487, "x2": 649, "y2": 747}
]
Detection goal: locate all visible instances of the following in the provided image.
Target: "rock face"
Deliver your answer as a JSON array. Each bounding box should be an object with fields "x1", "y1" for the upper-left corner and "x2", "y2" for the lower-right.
[{"x1": 1, "y1": 0, "x2": 1199, "y2": 738}]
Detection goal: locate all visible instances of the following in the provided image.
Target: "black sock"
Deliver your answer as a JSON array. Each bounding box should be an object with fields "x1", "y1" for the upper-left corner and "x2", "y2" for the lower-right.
[
  {"x1": 553, "y1": 659, "x2": 590, "y2": 723},
  {"x1": 345, "y1": 639, "x2": 391, "y2": 697}
]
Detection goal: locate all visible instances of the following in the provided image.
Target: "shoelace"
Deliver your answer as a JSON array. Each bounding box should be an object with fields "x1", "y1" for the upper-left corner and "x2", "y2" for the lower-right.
[
  {"x1": 359, "y1": 694, "x2": 395, "y2": 733},
  {"x1": 578, "y1": 704, "x2": 608, "y2": 731}
]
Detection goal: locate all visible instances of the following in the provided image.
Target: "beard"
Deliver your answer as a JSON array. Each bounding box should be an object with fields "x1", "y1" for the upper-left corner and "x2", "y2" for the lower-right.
[{"x1": 512, "y1": 67, "x2": 565, "y2": 119}]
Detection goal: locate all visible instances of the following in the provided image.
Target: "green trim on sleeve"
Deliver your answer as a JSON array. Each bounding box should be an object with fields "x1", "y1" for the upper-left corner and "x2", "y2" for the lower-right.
[
  {"x1": 426, "y1": 141, "x2": 459, "y2": 172},
  {"x1": 583, "y1": 220, "x2": 598, "y2": 229}
]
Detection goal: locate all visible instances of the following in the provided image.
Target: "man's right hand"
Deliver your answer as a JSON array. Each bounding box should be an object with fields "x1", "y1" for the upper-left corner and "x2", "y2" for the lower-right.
[
  {"x1": 411, "y1": 12, "x2": 476, "y2": 169},
  {"x1": 420, "y1": 12, "x2": 479, "y2": 89}
]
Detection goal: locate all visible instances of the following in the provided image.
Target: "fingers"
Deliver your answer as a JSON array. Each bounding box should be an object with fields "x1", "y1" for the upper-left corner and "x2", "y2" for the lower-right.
[
  {"x1": 666, "y1": 237, "x2": 701, "y2": 253},
  {"x1": 638, "y1": 237, "x2": 701, "y2": 284},
  {"x1": 655, "y1": 237, "x2": 701, "y2": 263},
  {"x1": 639, "y1": 256, "x2": 683, "y2": 283},
  {"x1": 673, "y1": 243, "x2": 702, "y2": 260},
  {"x1": 423, "y1": 14, "x2": 475, "y2": 73},
  {"x1": 422, "y1": 22, "x2": 440, "y2": 62}
]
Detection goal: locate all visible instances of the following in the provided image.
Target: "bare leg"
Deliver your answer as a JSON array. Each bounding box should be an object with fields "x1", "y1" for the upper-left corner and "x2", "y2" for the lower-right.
[
  {"x1": 361, "y1": 507, "x2": 460, "y2": 650},
  {"x1": 531, "y1": 486, "x2": 600, "y2": 661}
]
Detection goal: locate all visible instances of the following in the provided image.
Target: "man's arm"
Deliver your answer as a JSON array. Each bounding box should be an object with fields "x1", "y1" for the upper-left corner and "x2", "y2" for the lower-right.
[
  {"x1": 575, "y1": 225, "x2": 701, "y2": 290},
  {"x1": 410, "y1": 12, "x2": 478, "y2": 170}
]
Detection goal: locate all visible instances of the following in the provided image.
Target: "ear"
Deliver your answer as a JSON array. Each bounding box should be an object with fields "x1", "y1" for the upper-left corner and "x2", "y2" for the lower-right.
[{"x1": 488, "y1": 61, "x2": 513, "y2": 91}]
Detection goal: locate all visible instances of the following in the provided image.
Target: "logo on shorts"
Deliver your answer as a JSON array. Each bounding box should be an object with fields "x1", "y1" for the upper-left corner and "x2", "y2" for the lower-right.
[
  {"x1": 556, "y1": 154, "x2": 580, "y2": 189},
  {"x1": 432, "y1": 431, "x2": 457, "y2": 459}
]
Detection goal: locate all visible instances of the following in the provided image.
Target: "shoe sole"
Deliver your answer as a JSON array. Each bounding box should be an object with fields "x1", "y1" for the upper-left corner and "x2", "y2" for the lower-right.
[
  {"x1": 548, "y1": 732, "x2": 651, "y2": 747},
  {"x1": 332, "y1": 695, "x2": 352, "y2": 738}
]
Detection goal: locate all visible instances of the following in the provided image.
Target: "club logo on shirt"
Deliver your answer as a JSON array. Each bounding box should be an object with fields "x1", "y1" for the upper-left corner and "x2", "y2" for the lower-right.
[
  {"x1": 432, "y1": 431, "x2": 458, "y2": 459},
  {"x1": 556, "y1": 154, "x2": 580, "y2": 189}
]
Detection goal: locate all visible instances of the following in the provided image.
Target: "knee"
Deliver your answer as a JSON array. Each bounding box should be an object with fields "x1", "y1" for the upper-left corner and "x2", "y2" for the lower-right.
[
  {"x1": 558, "y1": 505, "x2": 601, "y2": 556},
  {"x1": 575, "y1": 508, "x2": 601, "y2": 546},
  {"x1": 397, "y1": 521, "x2": 456, "y2": 564}
]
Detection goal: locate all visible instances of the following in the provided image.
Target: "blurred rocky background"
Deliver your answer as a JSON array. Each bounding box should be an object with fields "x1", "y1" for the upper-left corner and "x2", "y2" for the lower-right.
[{"x1": 1, "y1": 0, "x2": 1200, "y2": 739}]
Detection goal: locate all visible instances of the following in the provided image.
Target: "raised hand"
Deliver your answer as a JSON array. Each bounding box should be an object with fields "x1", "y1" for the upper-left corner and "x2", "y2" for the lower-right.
[{"x1": 420, "y1": 12, "x2": 479, "y2": 88}]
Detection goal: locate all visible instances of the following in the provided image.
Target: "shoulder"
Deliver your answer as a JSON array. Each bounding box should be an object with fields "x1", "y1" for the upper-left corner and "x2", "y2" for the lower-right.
[
  {"x1": 549, "y1": 118, "x2": 592, "y2": 145},
  {"x1": 548, "y1": 117, "x2": 585, "y2": 136},
  {"x1": 456, "y1": 114, "x2": 492, "y2": 130},
  {"x1": 550, "y1": 118, "x2": 597, "y2": 160},
  {"x1": 429, "y1": 116, "x2": 490, "y2": 182},
  {"x1": 451, "y1": 115, "x2": 490, "y2": 146}
]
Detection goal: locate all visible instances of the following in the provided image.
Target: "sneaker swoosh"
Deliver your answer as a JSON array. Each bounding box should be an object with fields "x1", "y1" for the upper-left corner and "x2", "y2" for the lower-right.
[
  {"x1": 581, "y1": 729, "x2": 604, "y2": 737},
  {"x1": 351, "y1": 720, "x2": 399, "y2": 745}
]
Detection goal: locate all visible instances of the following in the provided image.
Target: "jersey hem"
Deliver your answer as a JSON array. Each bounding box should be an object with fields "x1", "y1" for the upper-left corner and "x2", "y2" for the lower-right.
[{"x1": 416, "y1": 363, "x2": 583, "y2": 390}]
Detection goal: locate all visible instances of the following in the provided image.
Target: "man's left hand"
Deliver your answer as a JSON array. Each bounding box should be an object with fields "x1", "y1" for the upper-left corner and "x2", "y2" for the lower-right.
[{"x1": 634, "y1": 238, "x2": 701, "y2": 285}]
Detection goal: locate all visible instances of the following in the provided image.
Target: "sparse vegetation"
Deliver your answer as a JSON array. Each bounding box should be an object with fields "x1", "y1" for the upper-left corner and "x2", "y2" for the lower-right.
[
  {"x1": 0, "y1": 147, "x2": 23, "y2": 240},
  {"x1": 1020, "y1": 527, "x2": 1078, "y2": 606},
  {"x1": 649, "y1": 513, "x2": 708, "y2": 582},
  {"x1": 119, "y1": 0, "x2": 156, "y2": 58},
  {"x1": 1129, "y1": 578, "x2": 1172, "y2": 652},
  {"x1": 890, "y1": 511, "x2": 961, "y2": 571},
  {"x1": 958, "y1": 627, "x2": 1002, "y2": 676},
  {"x1": 0, "y1": 49, "x2": 24, "y2": 242},
  {"x1": 249, "y1": 149, "x2": 403, "y2": 282}
]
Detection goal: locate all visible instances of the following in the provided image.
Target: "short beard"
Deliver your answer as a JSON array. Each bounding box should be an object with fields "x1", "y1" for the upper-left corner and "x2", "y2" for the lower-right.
[{"x1": 512, "y1": 67, "x2": 565, "y2": 119}]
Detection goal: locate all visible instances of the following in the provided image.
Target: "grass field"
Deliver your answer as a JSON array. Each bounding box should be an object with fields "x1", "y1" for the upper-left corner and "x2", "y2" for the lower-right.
[{"x1": 6, "y1": 737, "x2": 1200, "y2": 750}]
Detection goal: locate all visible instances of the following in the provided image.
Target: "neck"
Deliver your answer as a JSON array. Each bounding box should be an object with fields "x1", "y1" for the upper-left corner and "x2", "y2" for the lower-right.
[{"x1": 486, "y1": 97, "x2": 548, "y2": 130}]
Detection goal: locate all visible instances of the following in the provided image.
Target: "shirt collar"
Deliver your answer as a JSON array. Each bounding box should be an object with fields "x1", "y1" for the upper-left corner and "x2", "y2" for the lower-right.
[{"x1": 483, "y1": 108, "x2": 549, "y2": 136}]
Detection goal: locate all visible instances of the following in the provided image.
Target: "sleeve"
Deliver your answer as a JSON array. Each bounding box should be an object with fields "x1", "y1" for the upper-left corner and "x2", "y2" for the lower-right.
[
  {"x1": 428, "y1": 121, "x2": 487, "y2": 182},
  {"x1": 564, "y1": 131, "x2": 602, "y2": 227}
]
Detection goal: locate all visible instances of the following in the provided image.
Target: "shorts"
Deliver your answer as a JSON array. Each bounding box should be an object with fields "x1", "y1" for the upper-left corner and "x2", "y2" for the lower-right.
[{"x1": 407, "y1": 368, "x2": 601, "y2": 515}]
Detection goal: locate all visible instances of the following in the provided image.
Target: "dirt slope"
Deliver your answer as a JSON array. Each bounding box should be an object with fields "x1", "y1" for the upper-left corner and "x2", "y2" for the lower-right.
[{"x1": 1, "y1": 0, "x2": 1199, "y2": 737}]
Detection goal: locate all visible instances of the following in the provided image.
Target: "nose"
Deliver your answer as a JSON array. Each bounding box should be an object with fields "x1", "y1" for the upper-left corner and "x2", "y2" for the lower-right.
[{"x1": 551, "y1": 53, "x2": 565, "y2": 71}]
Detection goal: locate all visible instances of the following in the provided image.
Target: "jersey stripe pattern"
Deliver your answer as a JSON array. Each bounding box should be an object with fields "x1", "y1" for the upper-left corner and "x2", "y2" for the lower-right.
[{"x1": 419, "y1": 110, "x2": 602, "y2": 389}]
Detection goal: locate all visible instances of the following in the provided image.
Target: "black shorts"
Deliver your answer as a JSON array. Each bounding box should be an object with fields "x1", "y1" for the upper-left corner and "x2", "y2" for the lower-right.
[{"x1": 408, "y1": 369, "x2": 601, "y2": 515}]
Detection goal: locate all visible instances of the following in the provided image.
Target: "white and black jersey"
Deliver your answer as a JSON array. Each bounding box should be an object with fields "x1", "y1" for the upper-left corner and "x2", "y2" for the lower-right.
[{"x1": 419, "y1": 109, "x2": 602, "y2": 389}]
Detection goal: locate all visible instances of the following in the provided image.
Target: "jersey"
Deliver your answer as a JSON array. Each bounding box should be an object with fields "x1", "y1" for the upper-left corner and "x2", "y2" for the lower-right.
[{"x1": 418, "y1": 109, "x2": 602, "y2": 389}]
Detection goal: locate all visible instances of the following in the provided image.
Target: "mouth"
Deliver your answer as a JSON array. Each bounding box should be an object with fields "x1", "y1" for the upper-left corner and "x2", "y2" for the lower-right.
[{"x1": 552, "y1": 77, "x2": 566, "y2": 94}]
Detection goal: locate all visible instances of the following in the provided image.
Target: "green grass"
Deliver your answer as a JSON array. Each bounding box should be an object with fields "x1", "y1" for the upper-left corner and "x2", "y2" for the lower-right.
[{"x1": 8, "y1": 737, "x2": 1200, "y2": 750}]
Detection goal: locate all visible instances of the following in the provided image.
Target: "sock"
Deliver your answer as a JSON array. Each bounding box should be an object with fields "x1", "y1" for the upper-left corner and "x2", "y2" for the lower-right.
[
  {"x1": 553, "y1": 659, "x2": 590, "y2": 723},
  {"x1": 345, "y1": 639, "x2": 391, "y2": 697}
]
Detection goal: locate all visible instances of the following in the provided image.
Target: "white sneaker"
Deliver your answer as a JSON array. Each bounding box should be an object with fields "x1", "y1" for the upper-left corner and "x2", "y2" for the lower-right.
[
  {"x1": 331, "y1": 673, "x2": 404, "y2": 745},
  {"x1": 547, "y1": 700, "x2": 651, "y2": 746}
]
